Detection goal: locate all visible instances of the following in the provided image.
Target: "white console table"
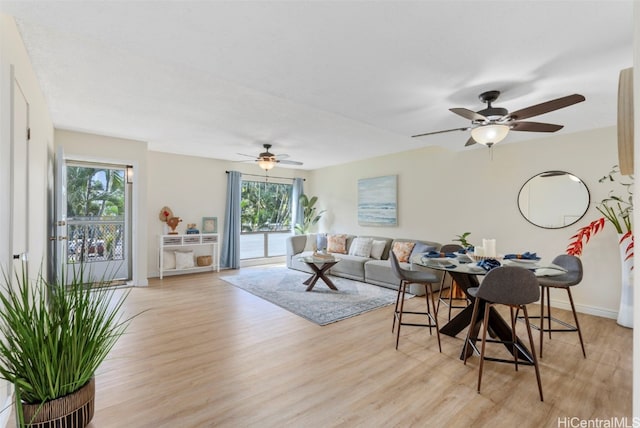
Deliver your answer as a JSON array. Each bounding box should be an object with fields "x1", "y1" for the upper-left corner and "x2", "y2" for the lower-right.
[{"x1": 159, "y1": 233, "x2": 220, "y2": 279}]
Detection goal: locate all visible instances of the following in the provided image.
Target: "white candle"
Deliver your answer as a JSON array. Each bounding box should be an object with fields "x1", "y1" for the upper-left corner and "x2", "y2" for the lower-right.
[{"x1": 483, "y1": 239, "x2": 496, "y2": 257}]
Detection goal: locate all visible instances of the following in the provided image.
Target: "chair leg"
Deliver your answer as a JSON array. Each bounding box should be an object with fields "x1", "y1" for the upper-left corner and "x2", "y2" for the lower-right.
[
  {"x1": 436, "y1": 274, "x2": 446, "y2": 316},
  {"x1": 510, "y1": 306, "x2": 518, "y2": 372},
  {"x1": 477, "y1": 303, "x2": 491, "y2": 393},
  {"x1": 395, "y1": 281, "x2": 407, "y2": 350},
  {"x1": 463, "y1": 297, "x2": 481, "y2": 365},
  {"x1": 546, "y1": 285, "x2": 552, "y2": 340},
  {"x1": 566, "y1": 288, "x2": 587, "y2": 358},
  {"x1": 448, "y1": 283, "x2": 454, "y2": 321},
  {"x1": 426, "y1": 283, "x2": 442, "y2": 352},
  {"x1": 523, "y1": 305, "x2": 544, "y2": 402},
  {"x1": 424, "y1": 286, "x2": 434, "y2": 336},
  {"x1": 539, "y1": 286, "x2": 546, "y2": 358},
  {"x1": 392, "y1": 281, "x2": 403, "y2": 333}
]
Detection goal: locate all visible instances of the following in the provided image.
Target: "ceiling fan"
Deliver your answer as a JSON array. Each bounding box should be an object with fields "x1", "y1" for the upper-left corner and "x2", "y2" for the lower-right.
[
  {"x1": 237, "y1": 143, "x2": 303, "y2": 171},
  {"x1": 411, "y1": 90, "x2": 586, "y2": 147}
]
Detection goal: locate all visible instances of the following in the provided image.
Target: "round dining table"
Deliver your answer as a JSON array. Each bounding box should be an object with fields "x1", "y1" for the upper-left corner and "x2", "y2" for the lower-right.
[{"x1": 411, "y1": 254, "x2": 567, "y2": 361}]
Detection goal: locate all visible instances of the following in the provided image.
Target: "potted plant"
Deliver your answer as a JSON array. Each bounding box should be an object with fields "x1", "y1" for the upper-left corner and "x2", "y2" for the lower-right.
[
  {"x1": 0, "y1": 263, "x2": 135, "y2": 427},
  {"x1": 294, "y1": 194, "x2": 326, "y2": 235},
  {"x1": 566, "y1": 165, "x2": 633, "y2": 327}
]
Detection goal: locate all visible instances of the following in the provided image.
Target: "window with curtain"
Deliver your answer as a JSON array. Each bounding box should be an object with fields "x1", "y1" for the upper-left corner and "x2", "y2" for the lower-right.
[{"x1": 240, "y1": 180, "x2": 293, "y2": 259}]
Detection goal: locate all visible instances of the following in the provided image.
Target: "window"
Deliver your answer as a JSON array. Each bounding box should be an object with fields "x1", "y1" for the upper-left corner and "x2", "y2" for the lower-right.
[
  {"x1": 66, "y1": 164, "x2": 126, "y2": 264},
  {"x1": 240, "y1": 180, "x2": 293, "y2": 259}
]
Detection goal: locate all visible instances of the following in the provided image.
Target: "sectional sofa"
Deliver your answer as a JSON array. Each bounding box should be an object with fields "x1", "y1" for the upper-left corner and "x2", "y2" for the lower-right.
[{"x1": 285, "y1": 233, "x2": 444, "y2": 295}]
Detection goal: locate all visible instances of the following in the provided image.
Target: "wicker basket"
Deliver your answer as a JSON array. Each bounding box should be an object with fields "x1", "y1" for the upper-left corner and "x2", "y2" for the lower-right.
[
  {"x1": 21, "y1": 377, "x2": 95, "y2": 428},
  {"x1": 197, "y1": 255, "x2": 212, "y2": 266}
]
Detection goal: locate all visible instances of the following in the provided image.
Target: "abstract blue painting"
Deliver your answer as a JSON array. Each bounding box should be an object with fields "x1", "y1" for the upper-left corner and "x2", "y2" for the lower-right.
[{"x1": 358, "y1": 175, "x2": 397, "y2": 226}]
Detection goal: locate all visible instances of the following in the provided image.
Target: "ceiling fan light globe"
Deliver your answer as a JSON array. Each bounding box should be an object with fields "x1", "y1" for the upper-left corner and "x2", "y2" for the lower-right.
[
  {"x1": 471, "y1": 124, "x2": 510, "y2": 146},
  {"x1": 257, "y1": 158, "x2": 276, "y2": 170}
]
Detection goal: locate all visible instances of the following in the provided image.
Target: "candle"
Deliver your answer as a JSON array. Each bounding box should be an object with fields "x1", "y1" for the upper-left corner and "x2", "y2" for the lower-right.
[{"x1": 483, "y1": 239, "x2": 496, "y2": 258}]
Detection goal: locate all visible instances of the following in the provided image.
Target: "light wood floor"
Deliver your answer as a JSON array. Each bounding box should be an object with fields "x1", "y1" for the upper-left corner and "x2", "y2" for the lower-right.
[{"x1": 88, "y1": 268, "x2": 632, "y2": 428}]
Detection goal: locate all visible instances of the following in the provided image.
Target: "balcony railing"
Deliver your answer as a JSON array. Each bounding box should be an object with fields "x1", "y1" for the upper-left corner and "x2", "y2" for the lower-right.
[{"x1": 240, "y1": 230, "x2": 292, "y2": 259}]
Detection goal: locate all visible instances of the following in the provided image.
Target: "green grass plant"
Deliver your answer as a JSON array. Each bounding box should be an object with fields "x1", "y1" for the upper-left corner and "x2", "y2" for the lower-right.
[{"x1": 0, "y1": 262, "x2": 134, "y2": 424}]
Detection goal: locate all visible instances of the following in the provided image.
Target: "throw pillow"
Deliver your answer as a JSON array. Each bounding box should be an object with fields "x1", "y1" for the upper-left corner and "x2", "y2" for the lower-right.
[
  {"x1": 349, "y1": 237, "x2": 373, "y2": 258},
  {"x1": 175, "y1": 251, "x2": 195, "y2": 269},
  {"x1": 316, "y1": 233, "x2": 328, "y2": 251},
  {"x1": 392, "y1": 241, "x2": 416, "y2": 263},
  {"x1": 304, "y1": 234, "x2": 317, "y2": 252},
  {"x1": 163, "y1": 250, "x2": 176, "y2": 269},
  {"x1": 410, "y1": 242, "x2": 437, "y2": 258},
  {"x1": 327, "y1": 234, "x2": 348, "y2": 254},
  {"x1": 370, "y1": 240, "x2": 387, "y2": 260}
]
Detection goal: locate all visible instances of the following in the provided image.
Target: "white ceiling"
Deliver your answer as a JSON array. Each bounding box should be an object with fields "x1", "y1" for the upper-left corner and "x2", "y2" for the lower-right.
[{"x1": 1, "y1": 1, "x2": 634, "y2": 170}]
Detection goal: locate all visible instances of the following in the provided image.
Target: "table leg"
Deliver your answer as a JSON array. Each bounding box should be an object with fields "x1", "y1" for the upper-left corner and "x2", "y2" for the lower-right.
[{"x1": 303, "y1": 262, "x2": 338, "y2": 291}]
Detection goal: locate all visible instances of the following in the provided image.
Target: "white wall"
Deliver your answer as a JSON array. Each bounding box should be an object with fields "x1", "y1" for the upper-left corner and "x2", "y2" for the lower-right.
[
  {"x1": 308, "y1": 126, "x2": 622, "y2": 318},
  {"x1": 145, "y1": 151, "x2": 310, "y2": 276},
  {"x1": 55, "y1": 129, "x2": 149, "y2": 285},
  {"x1": 0, "y1": 14, "x2": 54, "y2": 273},
  {"x1": 0, "y1": 13, "x2": 55, "y2": 428}
]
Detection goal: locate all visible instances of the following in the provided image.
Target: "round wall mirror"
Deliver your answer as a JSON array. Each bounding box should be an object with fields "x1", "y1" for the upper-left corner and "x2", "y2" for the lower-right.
[{"x1": 518, "y1": 171, "x2": 590, "y2": 229}]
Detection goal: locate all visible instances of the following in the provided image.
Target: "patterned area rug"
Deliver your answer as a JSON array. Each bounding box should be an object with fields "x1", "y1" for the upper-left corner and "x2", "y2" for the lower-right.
[{"x1": 221, "y1": 265, "x2": 409, "y2": 326}]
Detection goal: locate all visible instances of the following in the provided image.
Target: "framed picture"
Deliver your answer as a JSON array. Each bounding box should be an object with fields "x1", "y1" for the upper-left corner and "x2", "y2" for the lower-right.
[
  {"x1": 202, "y1": 217, "x2": 218, "y2": 233},
  {"x1": 358, "y1": 175, "x2": 398, "y2": 226}
]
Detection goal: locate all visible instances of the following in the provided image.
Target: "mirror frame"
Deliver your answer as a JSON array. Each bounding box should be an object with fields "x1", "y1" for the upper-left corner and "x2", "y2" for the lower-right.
[{"x1": 517, "y1": 170, "x2": 590, "y2": 229}]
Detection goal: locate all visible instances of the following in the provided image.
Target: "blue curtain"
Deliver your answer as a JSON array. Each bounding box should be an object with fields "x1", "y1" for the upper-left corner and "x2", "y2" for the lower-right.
[
  {"x1": 221, "y1": 171, "x2": 242, "y2": 269},
  {"x1": 291, "y1": 178, "x2": 304, "y2": 234}
]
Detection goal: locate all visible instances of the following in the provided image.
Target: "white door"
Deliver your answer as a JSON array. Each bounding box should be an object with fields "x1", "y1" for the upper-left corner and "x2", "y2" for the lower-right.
[
  {"x1": 11, "y1": 81, "x2": 28, "y2": 271},
  {"x1": 55, "y1": 154, "x2": 131, "y2": 284}
]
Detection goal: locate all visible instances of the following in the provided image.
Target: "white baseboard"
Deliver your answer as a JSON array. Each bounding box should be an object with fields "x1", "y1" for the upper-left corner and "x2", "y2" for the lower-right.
[{"x1": 549, "y1": 297, "x2": 618, "y2": 320}]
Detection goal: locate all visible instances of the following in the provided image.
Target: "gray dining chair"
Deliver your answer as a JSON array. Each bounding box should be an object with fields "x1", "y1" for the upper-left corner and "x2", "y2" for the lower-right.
[
  {"x1": 535, "y1": 254, "x2": 586, "y2": 358},
  {"x1": 463, "y1": 266, "x2": 543, "y2": 401},
  {"x1": 390, "y1": 250, "x2": 441, "y2": 352},
  {"x1": 436, "y1": 243, "x2": 468, "y2": 320}
]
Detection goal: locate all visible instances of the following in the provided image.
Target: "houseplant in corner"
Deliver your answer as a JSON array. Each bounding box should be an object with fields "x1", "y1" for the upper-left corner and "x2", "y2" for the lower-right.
[
  {"x1": 566, "y1": 165, "x2": 633, "y2": 327},
  {"x1": 0, "y1": 262, "x2": 134, "y2": 427},
  {"x1": 294, "y1": 193, "x2": 326, "y2": 235}
]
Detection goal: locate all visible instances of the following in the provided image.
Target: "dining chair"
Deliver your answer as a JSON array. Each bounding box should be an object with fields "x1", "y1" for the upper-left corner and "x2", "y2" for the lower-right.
[
  {"x1": 535, "y1": 254, "x2": 586, "y2": 358},
  {"x1": 436, "y1": 243, "x2": 468, "y2": 320},
  {"x1": 463, "y1": 266, "x2": 543, "y2": 401},
  {"x1": 390, "y1": 250, "x2": 441, "y2": 352}
]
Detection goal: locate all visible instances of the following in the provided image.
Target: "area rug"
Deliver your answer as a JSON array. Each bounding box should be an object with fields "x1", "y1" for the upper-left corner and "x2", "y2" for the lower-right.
[{"x1": 221, "y1": 265, "x2": 410, "y2": 325}]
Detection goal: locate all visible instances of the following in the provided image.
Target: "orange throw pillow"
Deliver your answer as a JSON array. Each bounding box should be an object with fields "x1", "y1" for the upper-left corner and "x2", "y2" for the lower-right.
[
  {"x1": 327, "y1": 234, "x2": 348, "y2": 254},
  {"x1": 392, "y1": 241, "x2": 416, "y2": 263}
]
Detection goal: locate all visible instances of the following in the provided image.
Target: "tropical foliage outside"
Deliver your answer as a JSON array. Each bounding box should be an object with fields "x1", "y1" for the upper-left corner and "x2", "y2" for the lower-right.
[
  {"x1": 241, "y1": 181, "x2": 293, "y2": 232},
  {"x1": 66, "y1": 165, "x2": 126, "y2": 262}
]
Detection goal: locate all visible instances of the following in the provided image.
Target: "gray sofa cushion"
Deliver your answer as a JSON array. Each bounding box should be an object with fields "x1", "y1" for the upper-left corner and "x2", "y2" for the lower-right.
[
  {"x1": 288, "y1": 250, "x2": 316, "y2": 273},
  {"x1": 329, "y1": 254, "x2": 370, "y2": 281}
]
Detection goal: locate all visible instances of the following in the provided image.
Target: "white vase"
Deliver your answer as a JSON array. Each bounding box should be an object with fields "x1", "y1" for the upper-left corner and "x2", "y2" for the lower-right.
[{"x1": 617, "y1": 233, "x2": 634, "y2": 328}]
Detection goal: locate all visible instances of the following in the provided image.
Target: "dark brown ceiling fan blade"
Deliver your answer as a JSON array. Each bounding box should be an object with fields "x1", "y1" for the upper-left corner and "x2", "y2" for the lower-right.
[
  {"x1": 411, "y1": 127, "x2": 470, "y2": 138},
  {"x1": 450, "y1": 108, "x2": 488, "y2": 122},
  {"x1": 510, "y1": 121, "x2": 564, "y2": 132},
  {"x1": 507, "y1": 94, "x2": 585, "y2": 121},
  {"x1": 464, "y1": 136, "x2": 477, "y2": 146}
]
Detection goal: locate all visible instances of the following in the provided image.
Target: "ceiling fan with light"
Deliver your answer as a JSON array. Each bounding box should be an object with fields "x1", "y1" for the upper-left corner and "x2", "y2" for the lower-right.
[
  {"x1": 411, "y1": 90, "x2": 586, "y2": 147},
  {"x1": 237, "y1": 143, "x2": 303, "y2": 171}
]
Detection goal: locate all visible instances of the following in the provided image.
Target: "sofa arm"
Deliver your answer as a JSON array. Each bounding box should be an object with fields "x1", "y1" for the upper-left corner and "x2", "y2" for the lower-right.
[{"x1": 286, "y1": 235, "x2": 308, "y2": 268}]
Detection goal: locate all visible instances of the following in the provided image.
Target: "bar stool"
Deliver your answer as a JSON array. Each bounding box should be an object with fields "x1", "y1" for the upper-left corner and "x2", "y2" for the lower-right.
[
  {"x1": 436, "y1": 243, "x2": 469, "y2": 320},
  {"x1": 536, "y1": 254, "x2": 586, "y2": 358},
  {"x1": 390, "y1": 250, "x2": 441, "y2": 352},
  {"x1": 463, "y1": 266, "x2": 543, "y2": 401}
]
